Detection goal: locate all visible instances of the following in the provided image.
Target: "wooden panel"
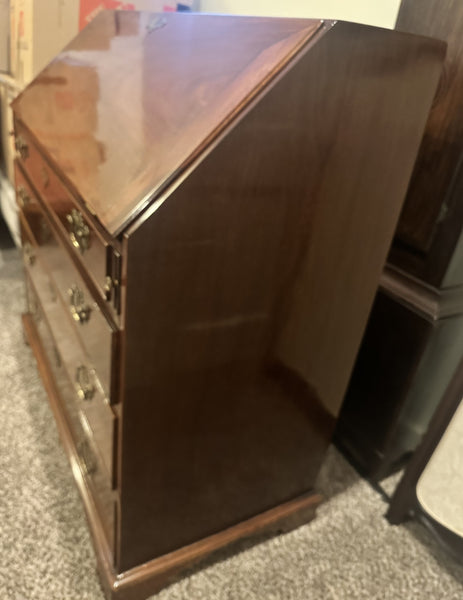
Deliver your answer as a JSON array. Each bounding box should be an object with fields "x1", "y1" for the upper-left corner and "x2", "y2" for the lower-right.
[
  {"x1": 117, "y1": 22, "x2": 445, "y2": 571},
  {"x1": 103, "y1": 492, "x2": 321, "y2": 600},
  {"x1": 22, "y1": 300, "x2": 117, "y2": 558},
  {"x1": 21, "y1": 216, "x2": 117, "y2": 486},
  {"x1": 11, "y1": 12, "x2": 448, "y2": 596},
  {"x1": 16, "y1": 161, "x2": 116, "y2": 401},
  {"x1": 394, "y1": 0, "x2": 463, "y2": 256},
  {"x1": 11, "y1": 12, "x2": 323, "y2": 235},
  {"x1": 14, "y1": 122, "x2": 114, "y2": 302}
]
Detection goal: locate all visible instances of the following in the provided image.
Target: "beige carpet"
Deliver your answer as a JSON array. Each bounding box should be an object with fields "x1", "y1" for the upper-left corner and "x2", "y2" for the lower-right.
[{"x1": 1, "y1": 236, "x2": 463, "y2": 599}]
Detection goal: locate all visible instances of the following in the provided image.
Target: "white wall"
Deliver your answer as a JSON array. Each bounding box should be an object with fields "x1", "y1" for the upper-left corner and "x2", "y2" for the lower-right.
[{"x1": 199, "y1": 0, "x2": 402, "y2": 29}]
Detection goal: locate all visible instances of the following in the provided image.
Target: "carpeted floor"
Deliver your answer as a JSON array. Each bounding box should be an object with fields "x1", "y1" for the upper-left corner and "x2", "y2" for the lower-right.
[{"x1": 1, "y1": 223, "x2": 463, "y2": 600}]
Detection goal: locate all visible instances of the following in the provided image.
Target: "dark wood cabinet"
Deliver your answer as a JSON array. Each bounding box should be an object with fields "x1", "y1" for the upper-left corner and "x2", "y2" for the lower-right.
[
  {"x1": 12, "y1": 11, "x2": 444, "y2": 599},
  {"x1": 336, "y1": 0, "x2": 463, "y2": 482},
  {"x1": 390, "y1": 0, "x2": 463, "y2": 288}
]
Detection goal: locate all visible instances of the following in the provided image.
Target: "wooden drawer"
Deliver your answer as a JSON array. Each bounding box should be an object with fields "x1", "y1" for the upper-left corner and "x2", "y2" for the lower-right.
[
  {"x1": 21, "y1": 219, "x2": 117, "y2": 488},
  {"x1": 25, "y1": 272, "x2": 117, "y2": 551},
  {"x1": 14, "y1": 123, "x2": 121, "y2": 314},
  {"x1": 16, "y1": 162, "x2": 117, "y2": 402}
]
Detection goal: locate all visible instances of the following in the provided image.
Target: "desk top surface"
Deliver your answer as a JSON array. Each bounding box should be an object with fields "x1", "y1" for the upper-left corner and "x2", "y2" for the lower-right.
[{"x1": 12, "y1": 12, "x2": 322, "y2": 235}]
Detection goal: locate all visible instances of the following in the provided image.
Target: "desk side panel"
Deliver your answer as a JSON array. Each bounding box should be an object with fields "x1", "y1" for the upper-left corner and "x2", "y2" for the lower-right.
[{"x1": 117, "y1": 22, "x2": 444, "y2": 570}]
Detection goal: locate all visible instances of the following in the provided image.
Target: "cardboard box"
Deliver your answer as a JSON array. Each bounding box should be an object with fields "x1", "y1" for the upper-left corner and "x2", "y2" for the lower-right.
[
  {"x1": 10, "y1": 0, "x2": 79, "y2": 84},
  {"x1": 10, "y1": 0, "x2": 178, "y2": 86},
  {"x1": 0, "y1": 1, "x2": 9, "y2": 73}
]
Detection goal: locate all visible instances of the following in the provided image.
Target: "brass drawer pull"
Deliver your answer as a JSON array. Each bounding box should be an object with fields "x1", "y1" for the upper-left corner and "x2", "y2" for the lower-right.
[
  {"x1": 104, "y1": 275, "x2": 113, "y2": 299},
  {"x1": 77, "y1": 440, "x2": 97, "y2": 475},
  {"x1": 16, "y1": 185, "x2": 31, "y2": 208},
  {"x1": 68, "y1": 284, "x2": 92, "y2": 323},
  {"x1": 23, "y1": 242, "x2": 36, "y2": 266},
  {"x1": 66, "y1": 209, "x2": 91, "y2": 254},
  {"x1": 15, "y1": 135, "x2": 29, "y2": 160},
  {"x1": 75, "y1": 365, "x2": 95, "y2": 401},
  {"x1": 104, "y1": 275, "x2": 120, "y2": 302}
]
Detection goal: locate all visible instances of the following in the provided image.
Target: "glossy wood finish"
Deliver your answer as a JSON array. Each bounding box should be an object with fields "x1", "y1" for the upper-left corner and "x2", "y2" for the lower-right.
[
  {"x1": 16, "y1": 162, "x2": 117, "y2": 401},
  {"x1": 104, "y1": 492, "x2": 321, "y2": 600},
  {"x1": 12, "y1": 12, "x2": 322, "y2": 236},
  {"x1": 13, "y1": 13, "x2": 446, "y2": 599},
  {"x1": 21, "y1": 214, "x2": 117, "y2": 486},
  {"x1": 25, "y1": 236, "x2": 322, "y2": 599},
  {"x1": 118, "y1": 21, "x2": 444, "y2": 571},
  {"x1": 390, "y1": 0, "x2": 463, "y2": 287},
  {"x1": 24, "y1": 279, "x2": 117, "y2": 548},
  {"x1": 14, "y1": 121, "x2": 117, "y2": 304},
  {"x1": 22, "y1": 305, "x2": 117, "y2": 560}
]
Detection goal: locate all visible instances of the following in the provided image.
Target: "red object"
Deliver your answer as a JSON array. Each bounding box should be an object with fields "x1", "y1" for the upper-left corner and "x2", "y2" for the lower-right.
[{"x1": 79, "y1": 1, "x2": 137, "y2": 30}]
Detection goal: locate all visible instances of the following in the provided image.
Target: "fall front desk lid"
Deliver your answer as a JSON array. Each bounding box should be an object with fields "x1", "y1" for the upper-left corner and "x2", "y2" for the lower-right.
[{"x1": 12, "y1": 11, "x2": 323, "y2": 236}]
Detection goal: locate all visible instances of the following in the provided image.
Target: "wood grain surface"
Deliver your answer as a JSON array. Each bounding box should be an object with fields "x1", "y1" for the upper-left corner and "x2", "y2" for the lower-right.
[
  {"x1": 14, "y1": 121, "x2": 115, "y2": 300},
  {"x1": 117, "y1": 21, "x2": 444, "y2": 571},
  {"x1": 22, "y1": 301, "x2": 117, "y2": 553},
  {"x1": 16, "y1": 162, "x2": 116, "y2": 400},
  {"x1": 391, "y1": 0, "x2": 463, "y2": 286},
  {"x1": 12, "y1": 12, "x2": 447, "y2": 597},
  {"x1": 12, "y1": 11, "x2": 322, "y2": 235}
]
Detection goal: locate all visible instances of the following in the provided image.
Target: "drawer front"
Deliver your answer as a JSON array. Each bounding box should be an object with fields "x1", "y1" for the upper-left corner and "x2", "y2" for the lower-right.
[
  {"x1": 25, "y1": 273, "x2": 117, "y2": 551},
  {"x1": 21, "y1": 219, "x2": 117, "y2": 488},
  {"x1": 16, "y1": 163, "x2": 116, "y2": 401},
  {"x1": 14, "y1": 124, "x2": 119, "y2": 310}
]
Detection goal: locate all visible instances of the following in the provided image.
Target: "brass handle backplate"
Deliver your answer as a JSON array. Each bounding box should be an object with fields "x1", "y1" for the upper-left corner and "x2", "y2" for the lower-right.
[
  {"x1": 68, "y1": 284, "x2": 92, "y2": 324},
  {"x1": 66, "y1": 209, "x2": 90, "y2": 254},
  {"x1": 75, "y1": 365, "x2": 95, "y2": 401},
  {"x1": 104, "y1": 275, "x2": 113, "y2": 300}
]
